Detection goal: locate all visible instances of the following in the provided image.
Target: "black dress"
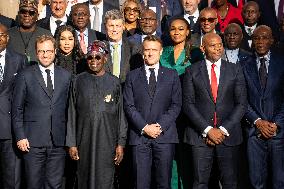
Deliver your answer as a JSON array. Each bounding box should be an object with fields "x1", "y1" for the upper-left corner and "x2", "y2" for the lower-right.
[{"x1": 55, "y1": 52, "x2": 86, "y2": 75}]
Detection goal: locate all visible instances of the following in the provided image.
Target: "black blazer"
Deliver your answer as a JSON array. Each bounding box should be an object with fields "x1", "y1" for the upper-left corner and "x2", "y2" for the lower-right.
[
  {"x1": 0, "y1": 48, "x2": 26, "y2": 139},
  {"x1": 123, "y1": 65, "x2": 182, "y2": 145},
  {"x1": 12, "y1": 65, "x2": 71, "y2": 147},
  {"x1": 87, "y1": 28, "x2": 107, "y2": 44},
  {"x1": 0, "y1": 15, "x2": 16, "y2": 29},
  {"x1": 183, "y1": 60, "x2": 247, "y2": 146},
  {"x1": 243, "y1": 52, "x2": 284, "y2": 139}
]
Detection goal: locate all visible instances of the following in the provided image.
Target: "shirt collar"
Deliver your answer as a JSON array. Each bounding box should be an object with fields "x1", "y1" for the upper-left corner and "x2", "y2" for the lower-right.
[
  {"x1": 109, "y1": 39, "x2": 123, "y2": 47},
  {"x1": 145, "y1": 62, "x2": 160, "y2": 71},
  {"x1": 0, "y1": 49, "x2": 6, "y2": 57},
  {"x1": 38, "y1": 63, "x2": 55, "y2": 74},
  {"x1": 76, "y1": 29, "x2": 88, "y2": 36},
  {"x1": 50, "y1": 15, "x2": 67, "y2": 23},
  {"x1": 225, "y1": 48, "x2": 239, "y2": 53},
  {"x1": 184, "y1": 9, "x2": 199, "y2": 18},
  {"x1": 89, "y1": 0, "x2": 103, "y2": 9},
  {"x1": 244, "y1": 23, "x2": 257, "y2": 31},
  {"x1": 205, "y1": 58, "x2": 221, "y2": 68},
  {"x1": 256, "y1": 51, "x2": 271, "y2": 62}
]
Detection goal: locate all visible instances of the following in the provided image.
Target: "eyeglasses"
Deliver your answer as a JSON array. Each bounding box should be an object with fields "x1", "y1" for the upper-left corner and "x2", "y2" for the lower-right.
[
  {"x1": 199, "y1": 17, "x2": 216, "y2": 23},
  {"x1": 19, "y1": 9, "x2": 37, "y2": 17},
  {"x1": 124, "y1": 7, "x2": 140, "y2": 13},
  {"x1": 72, "y1": 12, "x2": 90, "y2": 17},
  {"x1": 139, "y1": 17, "x2": 156, "y2": 23},
  {"x1": 37, "y1": 50, "x2": 54, "y2": 55},
  {"x1": 87, "y1": 55, "x2": 103, "y2": 61}
]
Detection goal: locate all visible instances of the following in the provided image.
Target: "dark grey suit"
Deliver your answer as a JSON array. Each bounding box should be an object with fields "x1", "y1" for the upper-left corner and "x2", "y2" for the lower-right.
[
  {"x1": 183, "y1": 60, "x2": 247, "y2": 189},
  {"x1": 0, "y1": 48, "x2": 26, "y2": 189}
]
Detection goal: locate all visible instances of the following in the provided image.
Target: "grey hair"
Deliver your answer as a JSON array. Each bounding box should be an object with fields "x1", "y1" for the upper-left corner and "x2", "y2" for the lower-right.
[{"x1": 104, "y1": 9, "x2": 124, "y2": 25}]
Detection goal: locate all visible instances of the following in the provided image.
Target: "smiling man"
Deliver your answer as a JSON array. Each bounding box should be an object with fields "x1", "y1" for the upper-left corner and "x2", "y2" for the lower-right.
[
  {"x1": 12, "y1": 35, "x2": 71, "y2": 189},
  {"x1": 183, "y1": 33, "x2": 247, "y2": 189},
  {"x1": 8, "y1": 0, "x2": 52, "y2": 65},
  {"x1": 66, "y1": 40, "x2": 127, "y2": 189}
]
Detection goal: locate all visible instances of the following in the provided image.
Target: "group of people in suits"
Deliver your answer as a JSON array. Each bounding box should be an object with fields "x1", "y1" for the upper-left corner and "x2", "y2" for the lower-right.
[{"x1": 1, "y1": 0, "x2": 284, "y2": 189}]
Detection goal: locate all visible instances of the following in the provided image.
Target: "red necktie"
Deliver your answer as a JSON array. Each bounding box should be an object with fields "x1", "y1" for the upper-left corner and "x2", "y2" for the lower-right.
[
  {"x1": 79, "y1": 32, "x2": 87, "y2": 54},
  {"x1": 211, "y1": 63, "x2": 218, "y2": 127}
]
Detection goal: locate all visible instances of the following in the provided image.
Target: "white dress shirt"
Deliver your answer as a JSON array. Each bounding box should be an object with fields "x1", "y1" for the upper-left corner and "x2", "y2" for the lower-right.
[
  {"x1": 50, "y1": 15, "x2": 68, "y2": 35},
  {"x1": 89, "y1": 0, "x2": 104, "y2": 32},
  {"x1": 38, "y1": 63, "x2": 55, "y2": 89},
  {"x1": 144, "y1": 63, "x2": 159, "y2": 84},
  {"x1": 0, "y1": 49, "x2": 6, "y2": 75},
  {"x1": 225, "y1": 48, "x2": 239, "y2": 64},
  {"x1": 202, "y1": 58, "x2": 229, "y2": 137}
]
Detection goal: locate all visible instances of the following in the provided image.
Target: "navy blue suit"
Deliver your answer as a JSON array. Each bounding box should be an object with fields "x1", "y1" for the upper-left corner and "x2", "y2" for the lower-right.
[
  {"x1": 123, "y1": 65, "x2": 182, "y2": 189},
  {"x1": 0, "y1": 48, "x2": 26, "y2": 189},
  {"x1": 12, "y1": 64, "x2": 71, "y2": 189},
  {"x1": 243, "y1": 52, "x2": 284, "y2": 189},
  {"x1": 183, "y1": 60, "x2": 247, "y2": 189}
]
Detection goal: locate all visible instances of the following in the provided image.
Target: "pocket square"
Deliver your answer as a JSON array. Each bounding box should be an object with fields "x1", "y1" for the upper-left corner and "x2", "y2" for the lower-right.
[{"x1": 14, "y1": 73, "x2": 17, "y2": 76}]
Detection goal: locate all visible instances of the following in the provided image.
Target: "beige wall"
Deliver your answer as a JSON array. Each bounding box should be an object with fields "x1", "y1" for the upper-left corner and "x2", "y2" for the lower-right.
[{"x1": 0, "y1": 0, "x2": 19, "y2": 19}]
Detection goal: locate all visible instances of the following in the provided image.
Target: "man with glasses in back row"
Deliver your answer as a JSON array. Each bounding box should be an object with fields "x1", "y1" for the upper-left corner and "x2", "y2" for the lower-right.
[
  {"x1": 7, "y1": 0, "x2": 52, "y2": 65},
  {"x1": 12, "y1": 35, "x2": 71, "y2": 189}
]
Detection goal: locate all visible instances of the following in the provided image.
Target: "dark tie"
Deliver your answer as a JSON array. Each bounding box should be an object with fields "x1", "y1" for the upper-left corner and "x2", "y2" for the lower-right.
[
  {"x1": 259, "y1": 58, "x2": 268, "y2": 89},
  {"x1": 0, "y1": 54, "x2": 3, "y2": 82},
  {"x1": 247, "y1": 27, "x2": 253, "y2": 36},
  {"x1": 188, "y1": 16, "x2": 195, "y2": 31},
  {"x1": 45, "y1": 69, "x2": 53, "y2": 96},
  {"x1": 55, "y1": 20, "x2": 62, "y2": 29},
  {"x1": 211, "y1": 63, "x2": 218, "y2": 127},
  {"x1": 149, "y1": 68, "x2": 156, "y2": 97}
]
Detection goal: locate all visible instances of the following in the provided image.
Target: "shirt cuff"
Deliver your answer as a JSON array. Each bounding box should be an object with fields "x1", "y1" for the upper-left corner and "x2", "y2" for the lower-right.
[
  {"x1": 219, "y1": 126, "x2": 230, "y2": 136},
  {"x1": 202, "y1": 126, "x2": 213, "y2": 137},
  {"x1": 254, "y1": 118, "x2": 261, "y2": 125},
  {"x1": 141, "y1": 124, "x2": 148, "y2": 135}
]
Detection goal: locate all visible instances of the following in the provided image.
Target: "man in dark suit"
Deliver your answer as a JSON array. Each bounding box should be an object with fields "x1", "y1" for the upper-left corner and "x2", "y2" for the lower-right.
[
  {"x1": 12, "y1": 35, "x2": 71, "y2": 189},
  {"x1": 183, "y1": 33, "x2": 247, "y2": 189},
  {"x1": 240, "y1": 1, "x2": 260, "y2": 52},
  {"x1": 243, "y1": 25, "x2": 284, "y2": 189},
  {"x1": 123, "y1": 35, "x2": 181, "y2": 189},
  {"x1": 180, "y1": 0, "x2": 200, "y2": 33},
  {"x1": 82, "y1": 0, "x2": 119, "y2": 33},
  {"x1": 104, "y1": 9, "x2": 140, "y2": 83},
  {"x1": 223, "y1": 23, "x2": 252, "y2": 65},
  {"x1": 0, "y1": 24, "x2": 26, "y2": 189},
  {"x1": 37, "y1": 0, "x2": 69, "y2": 35},
  {"x1": 70, "y1": 3, "x2": 106, "y2": 55}
]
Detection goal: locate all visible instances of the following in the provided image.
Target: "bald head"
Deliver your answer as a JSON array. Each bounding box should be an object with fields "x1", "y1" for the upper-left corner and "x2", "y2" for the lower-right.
[
  {"x1": 201, "y1": 33, "x2": 224, "y2": 63},
  {"x1": 199, "y1": 8, "x2": 218, "y2": 33}
]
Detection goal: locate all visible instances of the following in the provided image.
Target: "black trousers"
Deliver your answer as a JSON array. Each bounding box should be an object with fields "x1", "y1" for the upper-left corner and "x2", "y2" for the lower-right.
[
  {"x1": 0, "y1": 139, "x2": 22, "y2": 189},
  {"x1": 23, "y1": 145, "x2": 65, "y2": 189}
]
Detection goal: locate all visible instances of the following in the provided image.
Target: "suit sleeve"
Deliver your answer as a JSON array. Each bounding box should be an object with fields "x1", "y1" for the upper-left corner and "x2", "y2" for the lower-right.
[
  {"x1": 12, "y1": 71, "x2": 27, "y2": 142},
  {"x1": 116, "y1": 82, "x2": 128, "y2": 147},
  {"x1": 182, "y1": 67, "x2": 211, "y2": 134},
  {"x1": 157, "y1": 71, "x2": 182, "y2": 132},
  {"x1": 123, "y1": 73, "x2": 147, "y2": 133},
  {"x1": 65, "y1": 77, "x2": 77, "y2": 147},
  {"x1": 221, "y1": 65, "x2": 247, "y2": 132}
]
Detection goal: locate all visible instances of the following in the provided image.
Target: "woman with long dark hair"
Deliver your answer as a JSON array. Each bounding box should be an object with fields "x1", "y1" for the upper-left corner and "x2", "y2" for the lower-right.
[
  {"x1": 54, "y1": 25, "x2": 85, "y2": 74},
  {"x1": 160, "y1": 16, "x2": 203, "y2": 76}
]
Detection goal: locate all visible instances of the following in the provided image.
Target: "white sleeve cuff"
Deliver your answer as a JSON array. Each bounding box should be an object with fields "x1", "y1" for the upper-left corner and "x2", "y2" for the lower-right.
[
  {"x1": 254, "y1": 118, "x2": 261, "y2": 125},
  {"x1": 202, "y1": 126, "x2": 213, "y2": 137},
  {"x1": 219, "y1": 126, "x2": 230, "y2": 136},
  {"x1": 141, "y1": 124, "x2": 148, "y2": 135}
]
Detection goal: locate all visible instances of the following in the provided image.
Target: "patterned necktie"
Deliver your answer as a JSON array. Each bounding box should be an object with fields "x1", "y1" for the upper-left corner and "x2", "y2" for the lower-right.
[
  {"x1": 45, "y1": 69, "x2": 53, "y2": 96},
  {"x1": 149, "y1": 68, "x2": 156, "y2": 97},
  {"x1": 0, "y1": 54, "x2": 3, "y2": 82},
  {"x1": 93, "y1": 6, "x2": 100, "y2": 31},
  {"x1": 79, "y1": 32, "x2": 87, "y2": 54},
  {"x1": 259, "y1": 58, "x2": 267, "y2": 89},
  {"x1": 188, "y1": 16, "x2": 195, "y2": 31},
  {"x1": 211, "y1": 63, "x2": 218, "y2": 127},
  {"x1": 247, "y1": 27, "x2": 253, "y2": 36},
  {"x1": 112, "y1": 44, "x2": 120, "y2": 78}
]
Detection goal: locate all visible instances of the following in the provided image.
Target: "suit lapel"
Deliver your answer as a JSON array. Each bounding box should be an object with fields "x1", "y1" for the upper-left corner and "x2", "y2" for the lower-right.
[
  {"x1": 199, "y1": 60, "x2": 214, "y2": 102},
  {"x1": 52, "y1": 66, "x2": 63, "y2": 102},
  {"x1": 0, "y1": 50, "x2": 13, "y2": 91},
  {"x1": 246, "y1": 56, "x2": 262, "y2": 94},
  {"x1": 264, "y1": 54, "x2": 275, "y2": 97},
  {"x1": 139, "y1": 66, "x2": 152, "y2": 98},
  {"x1": 104, "y1": 41, "x2": 113, "y2": 74},
  {"x1": 33, "y1": 65, "x2": 52, "y2": 99},
  {"x1": 216, "y1": 60, "x2": 227, "y2": 102}
]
